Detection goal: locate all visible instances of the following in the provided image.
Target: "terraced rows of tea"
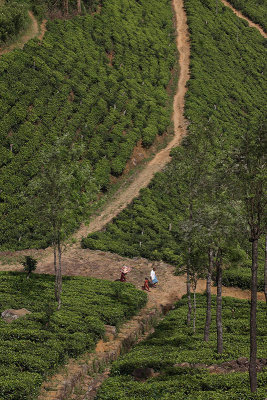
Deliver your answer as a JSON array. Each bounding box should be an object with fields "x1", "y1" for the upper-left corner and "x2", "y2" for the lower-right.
[{"x1": 0, "y1": 0, "x2": 266, "y2": 399}]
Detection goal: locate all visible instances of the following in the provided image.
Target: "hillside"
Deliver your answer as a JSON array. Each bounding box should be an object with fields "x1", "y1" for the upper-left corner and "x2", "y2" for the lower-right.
[
  {"x1": 0, "y1": 0, "x2": 177, "y2": 251},
  {"x1": 0, "y1": 0, "x2": 266, "y2": 399}
]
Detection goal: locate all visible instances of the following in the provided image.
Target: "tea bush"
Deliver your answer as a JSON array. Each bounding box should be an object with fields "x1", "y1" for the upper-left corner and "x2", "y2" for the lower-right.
[
  {"x1": 0, "y1": 0, "x2": 177, "y2": 251},
  {"x1": 227, "y1": 0, "x2": 267, "y2": 31},
  {"x1": 96, "y1": 295, "x2": 267, "y2": 400},
  {"x1": 0, "y1": 272, "x2": 147, "y2": 399},
  {"x1": 82, "y1": 0, "x2": 266, "y2": 292},
  {"x1": 0, "y1": 1, "x2": 29, "y2": 44}
]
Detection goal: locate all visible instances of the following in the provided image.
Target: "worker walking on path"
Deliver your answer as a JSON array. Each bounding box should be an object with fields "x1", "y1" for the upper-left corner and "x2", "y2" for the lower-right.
[{"x1": 150, "y1": 267, "x2": 158, "y2": 287}]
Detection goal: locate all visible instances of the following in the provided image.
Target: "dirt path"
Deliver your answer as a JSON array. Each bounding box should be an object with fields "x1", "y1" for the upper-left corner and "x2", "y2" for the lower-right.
[
  {"x1": 76, "y1": 0, "x2": 190, "y2": 239},
  {"x1": 0, "y1": 11, "x2": 47, "y2": 56},
  {"x1": 0, "y1": 0, "x2": 190, "y2": 275},
  {"x1": 0, "y1": 0, "x2": 265, "y2": 310},
  {"x1": 221, "y1": 0, "x2": 267, "y2": 38}
]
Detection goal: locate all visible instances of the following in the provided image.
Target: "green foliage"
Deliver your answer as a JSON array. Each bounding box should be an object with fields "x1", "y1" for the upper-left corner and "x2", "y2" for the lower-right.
[
  {"x1": 96, "y1": 295, "x2": 267, "y2": 400},
  {"x1": 0, "y1": 1, "x2": 30, "y2": 44},
  {"x1": 21, "y1": 256, "x2": 37, "y2": 277},
  {"x1": 0, "y1": 272, "x2": 147, "y2": 399},
  {"x1": 227, "y1": 0, "x2": 267, "y2": 31},
  {"x1": 0, "y1": 0, "x2": 176, "y2": 251},
  {"x1": 82, "y1": 0, "x2": 266, "y2": 292}
]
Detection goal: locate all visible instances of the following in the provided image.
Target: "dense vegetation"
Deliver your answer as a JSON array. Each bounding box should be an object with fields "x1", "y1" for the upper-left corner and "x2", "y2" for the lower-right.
[
  {"x1": 82, "y1": 0, "x2": 266, "y2": 291},
  {"x1": 0, "y1": 0, "x2": 176, "y2": 251},
  {"x1": 227, "y1": 0, "x2": 267, "y2": 31},
  {"x1": 28, "y1": 0, "x2": 101, "y2": 20},
  {"x1": 95, "y1": 295, "x2": 267, "y2": 400},
  {"x1": 0, "y1": 0, "x2": 30, "y2": 44},
  {"x1": 0, "y1": 271, "x2": 147, "y2": 400}
]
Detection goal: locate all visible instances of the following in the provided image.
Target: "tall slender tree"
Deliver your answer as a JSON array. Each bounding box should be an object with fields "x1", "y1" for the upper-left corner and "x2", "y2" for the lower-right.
[
  {"x1": 230, "y1": 116, "x2": 266, "y2": 392},
  {"x1": 27, "y1": 135, "x2": 94, "y2": 309}
]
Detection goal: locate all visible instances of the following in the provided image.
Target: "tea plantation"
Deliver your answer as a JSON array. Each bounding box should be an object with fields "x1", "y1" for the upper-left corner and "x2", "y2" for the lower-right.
[
  {"x1": 82, "y1": 0, "x2": 266, "y2": 291},
  {"x1": 0, "y1": 272, "x2": 147, "y2": 400},
  {"x1": 227, "y1": 0, "x2": 267, "y2": 31},
  {"x1": 0, "y1": 0, "x2": 177, "y2": 251},
  {"x1": 96, "y1": 295, "x2": 267, "y2": 400}
]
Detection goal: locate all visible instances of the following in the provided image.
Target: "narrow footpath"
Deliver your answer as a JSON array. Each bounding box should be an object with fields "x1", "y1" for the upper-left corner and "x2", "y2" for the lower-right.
[
  {"x1": 0, "y1": 0, "x2": 265, "y2": 399},
  {"x1": 35, "y1": 0, "x2": 266, "y2": 398}
]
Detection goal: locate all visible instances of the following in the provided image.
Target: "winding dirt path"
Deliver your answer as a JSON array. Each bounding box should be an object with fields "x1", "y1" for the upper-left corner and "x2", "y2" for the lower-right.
[
  {"x1": 221, "y1": 0, "x2": 267, "y2": 38},
  {"x1": 76, "y1": 0, "x2": 190, "y2": 238},
  {"x1": 0, "y1": 0, "x2": 266, "y2": 311},
  {"x1": 0, "y1": 11, "x2": 47, "y2": 57},
  {"x1": 0, "y1": 0, "x2": 190, "y2": 273},
  {"x1": 1, "y1": 2, "x2": 265, "y2": 398}
]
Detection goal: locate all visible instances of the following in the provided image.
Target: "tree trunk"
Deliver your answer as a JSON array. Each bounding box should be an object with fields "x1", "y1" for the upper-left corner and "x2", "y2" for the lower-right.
[
  {"x1": 186, "y1": 268, "x2": 192, "y2": 326},
  {"x1": 53, "y1": 244, "x2": 57, "y2": 275},
  {"x1": 54, "y1": 236, "x2": 62, "y2": 310},
  {"x1": 77, "y1": 0, "x2": 81, "y2": 13},
  {"x1": 249, "y1": 238, "x2": 258, "y2": 392},
  {"x1": 193, "y1": 281, "x2": 197, "y2": 334},
  {"x1": 57, "y1": 238, "x2": 62, "y2": 310},
  {"x1": 187, "y1": 202, "x2": 193, "y2": 326},
  {"x1": 63, "y1": 0, "x2": 69, "y2": 16},
  {"x1": 216, "y1": 249, "x2": 223, "y2": 353},
  {"x1": 204, "y1": 248, "x2": 213, "y2": 342},
  {"x1": 264, "y1": 235, "x2": 267, "y2": 304}
]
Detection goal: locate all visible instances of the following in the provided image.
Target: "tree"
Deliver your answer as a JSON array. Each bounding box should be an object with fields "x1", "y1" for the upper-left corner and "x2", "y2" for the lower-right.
[
  {"x1": 230, "y1": 116, "x2": 266, "y2": 392},
  {"x1": 27, "y1": 134, "x2": 94, "y2": 309},
  {"x1": 204, "y1": 247, "x2": 214, "y2": 342},
  {"x1": 22, "y1": 256, "x2": 37, "y2": 278},
  {"x1": 63, "y1": 0, "x2": 69, "y2": 15},
  {"x1": 77, "y1": 0, "x2": 81, "y2": 13}
]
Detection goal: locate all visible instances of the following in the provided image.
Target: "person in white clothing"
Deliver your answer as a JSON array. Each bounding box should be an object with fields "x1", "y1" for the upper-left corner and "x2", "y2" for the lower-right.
[{"x1": 150, "y1": 267, "x2": 158, "y2": 287}]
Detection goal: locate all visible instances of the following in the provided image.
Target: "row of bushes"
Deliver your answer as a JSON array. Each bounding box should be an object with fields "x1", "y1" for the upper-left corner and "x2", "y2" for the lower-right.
[
  {"x1": 227, "y1": 0, "x2": 267, "y2": 31},
  {"x1": 27, "y1": 0, "x2": 101, "y2": 20},
  {"x1": 0, "y1": 0, "x2": 30, "y2": 44},
  {"x1": 0, "y1": 272, "x2": 147, "y2": 400},
  {"x1": 0, "y1": 0, "x2": 177, "y2": 250},
  {"x1": 95, "y1": 295, "x2": 267, "y2": 399},
  {"x1": 82, "y1": 0, "x2": 266, "y2": 292}
]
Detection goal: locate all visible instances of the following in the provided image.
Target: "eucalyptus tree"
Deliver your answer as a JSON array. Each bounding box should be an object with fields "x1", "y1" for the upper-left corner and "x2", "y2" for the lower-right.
[
  {"x1": 26, "y1": 134, "x2": 94, "y2": 309},
  {"x1": 169, "y1": 124, "x2": 218, "y2": 326},
  {"x1": 229, "y1": 115, "x2": 266, "y2": 392}
]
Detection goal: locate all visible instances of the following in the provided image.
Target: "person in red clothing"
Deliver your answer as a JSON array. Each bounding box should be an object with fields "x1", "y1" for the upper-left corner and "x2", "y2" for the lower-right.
[
  {"x1": 142, "y1": 277, "x2": 151, "y2": 292},
  {"x1": 120, "y1": 271, "x2": 127, "y2": 282}
]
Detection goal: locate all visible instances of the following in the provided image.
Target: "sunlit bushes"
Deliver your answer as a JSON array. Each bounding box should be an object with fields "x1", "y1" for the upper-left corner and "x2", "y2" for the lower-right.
[
  {"x1": 227, "y1": 0, "x2": 267, "y2": 31},
  {"x1": 0, "y1": 1, "x2": 29, "y2": 44},
  {"x1": 0, "y1": 0, "x2": 177, "y2": 250},
  {"x1": 0, "y1": 272, "x2": 147, "y2": 399},
  {"x1": 82, "y1": 0, "x2": 266, "y2": 292},
  {"x1": 95, "y1": 295, "x2": 267, "y2": 400}
]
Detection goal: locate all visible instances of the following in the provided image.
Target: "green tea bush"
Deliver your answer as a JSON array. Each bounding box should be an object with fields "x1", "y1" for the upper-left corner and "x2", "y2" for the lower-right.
[
  {"x1": 227, "y1": 0, "x2": 267, "y2": 31},
  {"x1": 0, "y1": 1, "x2": 29, "y2": 44},
  {"x1": 96, "y1": 295, "x2": 267, "y2": 400},
  {"x1": 82, "y1": 0, "x2": 266, "y2": 292},
  {"x1": 0, "y1": 272, "x2": 147, "y2": 399},
  {"x1": 0, "y1": 0, "x2": 177, "y2": 251}
]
